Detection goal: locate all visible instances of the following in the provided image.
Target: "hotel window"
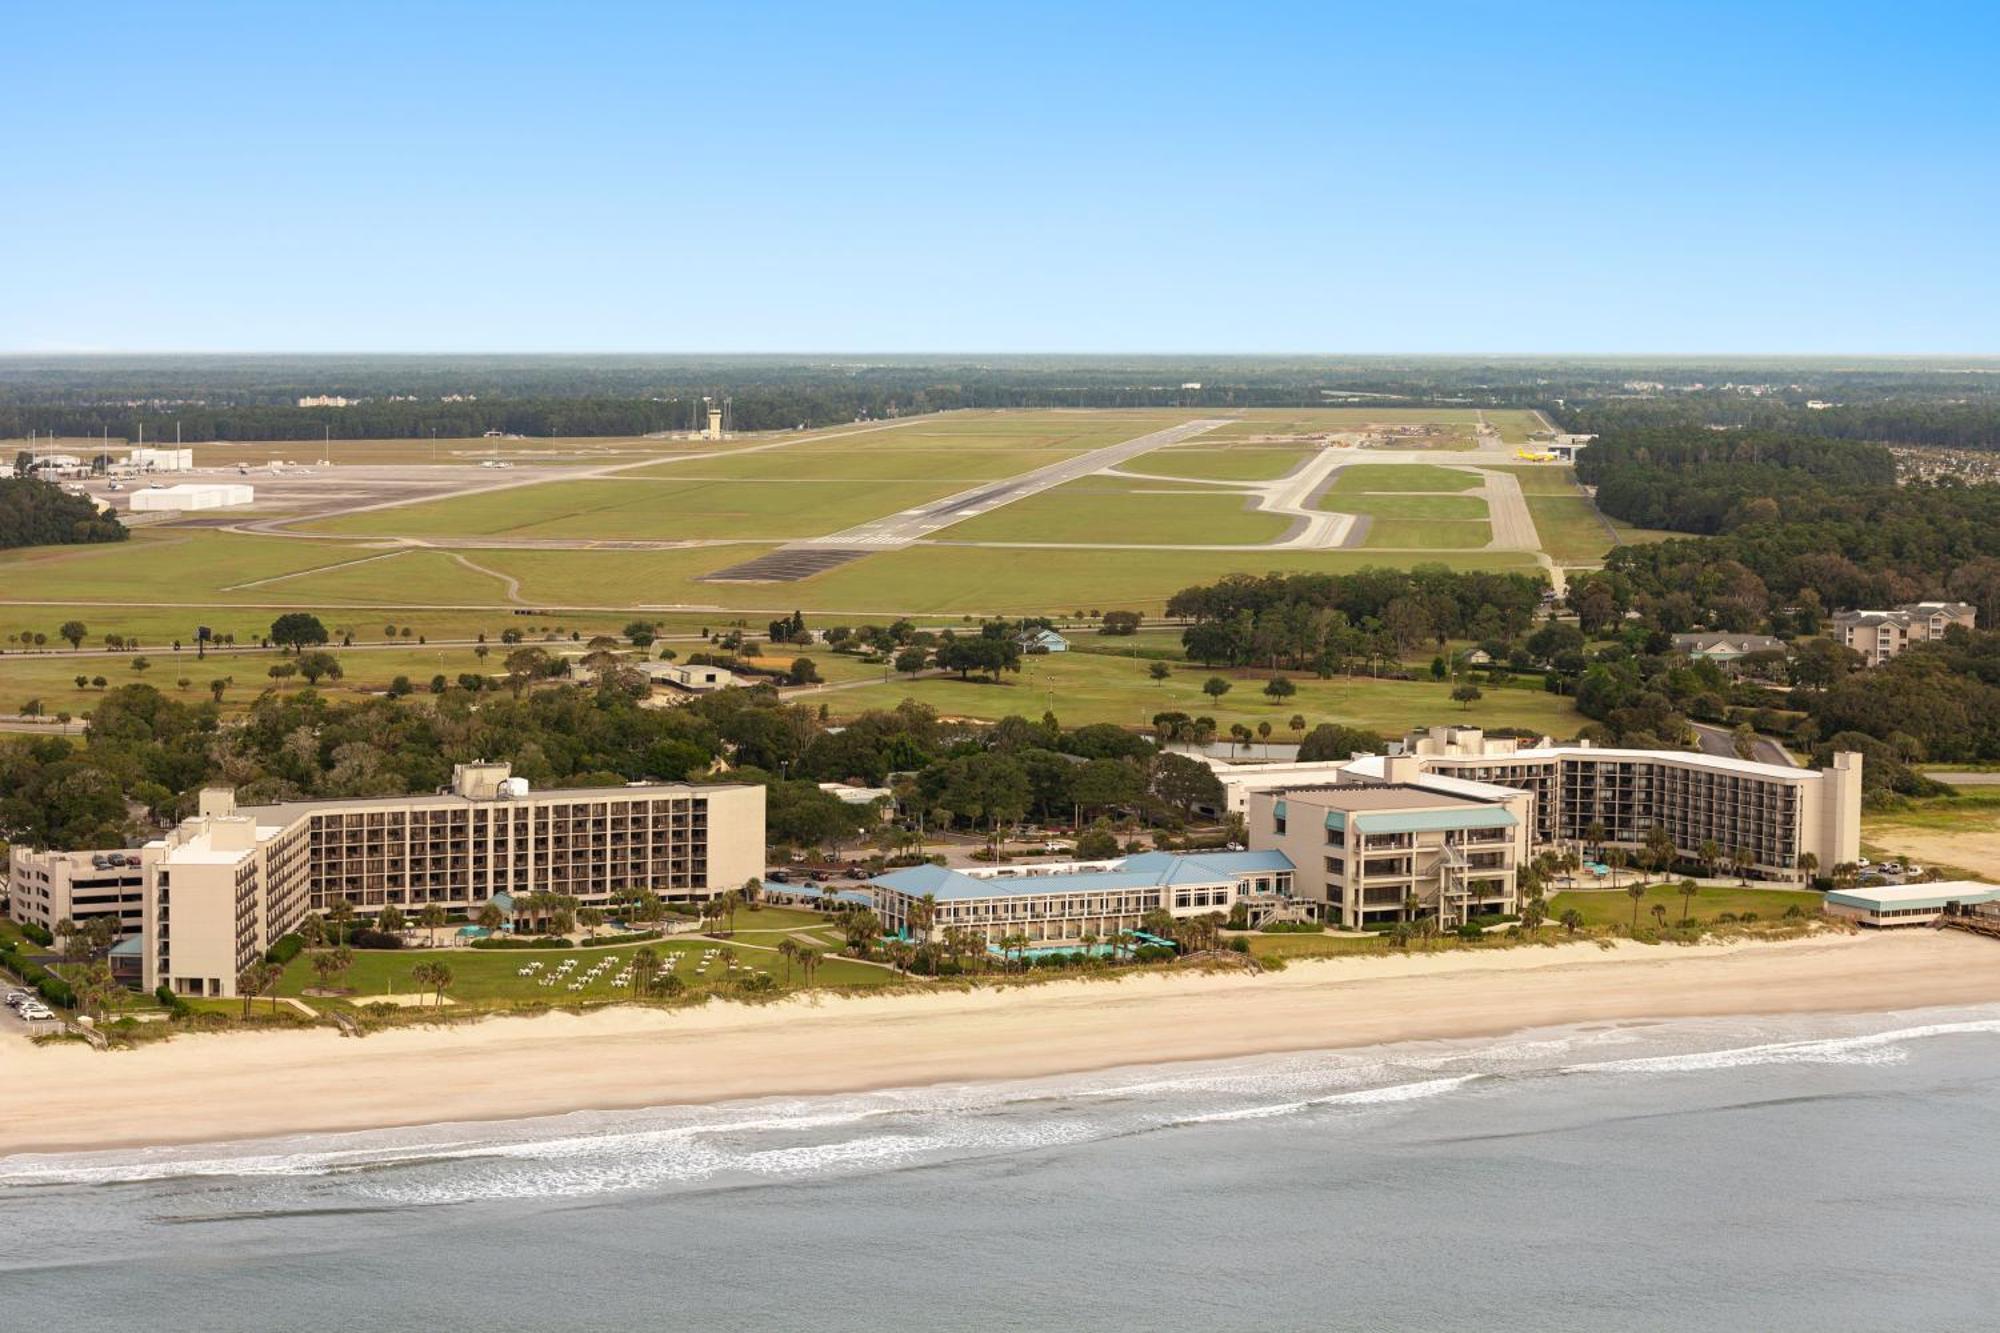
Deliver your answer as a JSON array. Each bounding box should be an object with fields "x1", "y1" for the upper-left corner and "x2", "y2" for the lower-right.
[{"x1": 1273, "y1": 812, "x2": 1286, "y2": 835}]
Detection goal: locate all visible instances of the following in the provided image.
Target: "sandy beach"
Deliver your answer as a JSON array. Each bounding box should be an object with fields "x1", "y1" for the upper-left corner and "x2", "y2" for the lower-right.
[{"x1": 5, "y1": 931, "x2": 1998, "y2": 1157}]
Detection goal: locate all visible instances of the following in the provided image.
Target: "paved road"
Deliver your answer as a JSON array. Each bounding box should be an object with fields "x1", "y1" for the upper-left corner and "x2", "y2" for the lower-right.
[
  {"x1": 798, "y1": 419, "x2": 1231, "y2": 549},
  {"x1": 1690, "y1": 721, "x2": 1798, "y2": 767},
  {"x1": 1925, "y1": 771, "x2": 2000, "y2": 786}
]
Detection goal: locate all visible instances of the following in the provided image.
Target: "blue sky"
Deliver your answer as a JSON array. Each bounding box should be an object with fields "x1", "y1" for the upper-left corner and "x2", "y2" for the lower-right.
[{"x1": 2, "y1": 1, "x2": 1994, "y2": 354}]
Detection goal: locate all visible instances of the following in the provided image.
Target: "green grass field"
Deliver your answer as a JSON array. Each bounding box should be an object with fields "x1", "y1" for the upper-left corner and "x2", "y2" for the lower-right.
[
  {"x1": 307, "y1": 477, "x2": 971, "y2": 541},
  {"x1": 1361, "y1": 518, "x2": 1493, "y2": 549},
  {"x1": 1341, "y1": 493, "x2": 1489, "y2": 521},
  {"x1": 1525, "y1": 495, "x2": 1618, "y2": 564},
  {"x1": 1548, "y1": 884, "x2": 1820, "y2": 928},
  {"x1": 934, "y1": 476, "x2": 1290, "y2": 546},
  {"x1": 631, "y1": 447, "x2": 1086, "y2": 483},
  {"x1": 818, "y1": 648, "x2": 1581, "y2": 734},
  {"x1": 1122, "y1": 446, "x2": 1315, "y2": 481},
  {"x1": 1488, "y1": 463, "x2": 1586, "y2": 494},
  {"x1": 278, "y1": 923, "x2": 893, "y2": 1008},
  {"x1": 1323, "y1": 464, "x2": 1482, "y2": 494}
]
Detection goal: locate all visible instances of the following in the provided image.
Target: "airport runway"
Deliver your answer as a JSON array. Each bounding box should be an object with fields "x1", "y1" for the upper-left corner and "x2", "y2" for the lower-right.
[{"x1": 798, "y1": 418, "x2": 1231, "y2": 548}]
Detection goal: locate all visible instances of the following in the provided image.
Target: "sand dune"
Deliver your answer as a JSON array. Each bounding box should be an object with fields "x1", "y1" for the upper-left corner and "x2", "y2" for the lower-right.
[{"x1": 5, "y1": 931, "x2": 1998, "y2": 1156}]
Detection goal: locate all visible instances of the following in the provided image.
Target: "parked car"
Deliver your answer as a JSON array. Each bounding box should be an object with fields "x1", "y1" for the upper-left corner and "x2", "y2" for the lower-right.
[{"x1": 766, "y1": 869, "x2": 792, "y2": 884}]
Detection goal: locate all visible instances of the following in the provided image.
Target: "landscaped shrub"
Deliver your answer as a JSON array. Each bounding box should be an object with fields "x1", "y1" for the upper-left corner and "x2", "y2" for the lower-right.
[
  {"x1": 18, "y1": 921, "x2": 53, "y2": 947},
  {"x1": 1455, "y1": 923, "x2": 1485, "y2": 940},
  {"x1": 1257, "y1": 920, "x2": 1322, "y2": 934},
  {"x1": 348, "y1": 928, "x2": 404, "y2": 950},
  {"x1": 265, "y1": 933, "x2": 304, "y2": 965},
  {"x1": 468, "y1": 934, "x2": 575, "y2": 950}
]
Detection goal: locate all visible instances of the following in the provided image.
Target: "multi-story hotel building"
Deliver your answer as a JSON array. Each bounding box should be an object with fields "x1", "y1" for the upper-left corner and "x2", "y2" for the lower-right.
[
  {"x1": 867, "y1": 849, "x2": 1296, "y2": 951},
  {"x1": 1830, "y1": 601, "x2": 1977, "y2": 666},
  {"x1": 1250, "y1": 769, "x2": 1528, "y2": 928},
  {"x1": 1201, "y1": 728, "x2": 1860, "y2": 885},
  {"x1": 5, "y1": 847, "x2": 148, "y2": 939},
  {"x1": 6, "y1": 762, "x2": 766, "y2": 1000}
]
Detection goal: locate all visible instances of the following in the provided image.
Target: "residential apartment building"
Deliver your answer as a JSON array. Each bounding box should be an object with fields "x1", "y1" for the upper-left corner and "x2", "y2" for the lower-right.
[
  {"x1": 1671, "y1": 632, "x2": 1788, "y2": 672},
  {"x1": 1830, "y1": 601, "x2": 1977, "y2": 666},
  {"x1": 1250, "y1": 771, "x2": 1528, "y2": 928},
  {"x1": 5, "y1": 847, "x2": 148, "y2": 939},
  {"x1": 1202, "y1": 727, "x2": 1861, "y2": 886},
  {"x1": 40, "y1": 762, "x2": 769, "y2": 1000},
  {"x1": 867, "y1": 849, "x2": 1295, "y2": 951}
]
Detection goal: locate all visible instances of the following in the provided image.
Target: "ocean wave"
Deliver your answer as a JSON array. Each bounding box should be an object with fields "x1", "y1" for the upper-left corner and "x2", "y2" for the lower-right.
[{"x1": 9, "y1": 1007, "x2": 2000, "y2": 1202}]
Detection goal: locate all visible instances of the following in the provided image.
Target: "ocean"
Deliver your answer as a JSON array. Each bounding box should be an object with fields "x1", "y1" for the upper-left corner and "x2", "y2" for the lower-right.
[{"x1": 7, "y1": 1006, "x2": 2000, "y2": 1331}]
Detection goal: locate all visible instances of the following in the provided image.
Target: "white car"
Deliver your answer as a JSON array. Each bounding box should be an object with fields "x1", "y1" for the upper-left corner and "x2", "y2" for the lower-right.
[{"x1": 19, "y1": 1005, "x2": 54, "y2": 1021}]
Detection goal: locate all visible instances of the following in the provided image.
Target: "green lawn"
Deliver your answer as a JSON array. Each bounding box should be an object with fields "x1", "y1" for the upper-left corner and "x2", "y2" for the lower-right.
[
  {"x1": 1123, "y1": 446, "x2": 1315, "y2": 482},
  {"x1": 1362, "y1": 518, "x2": 1493, "y2": 549},
  {"x1": 1525, "y1": 495, "x2": 1619, "y2": 563},
  {"x1": 0, "y1": 529, "x2": 398, "y2": 605},
  {"x1": 631, "y1": 447, "x2": 1086, "y2": 483},
  {"x1": 1323, "y1": 464, "x2": 1482, "y2": 494},
  {"x1": 280, "y1": 926, "x2": 891, "y2": 1007},
  {"x1": 1548, "y1": 884, "x2": 1821, "y2": 928},
  {"x1": 1342, "y1": 493, "x2": 1489, "y2": 521},
  {"x1": 932, "y1": 476, "x2": 1293, "y2": 546},
  {"x1": 821, "y1": 648, "x2": 1582, "y2": 734},
  {"x1": 1488, "y1": 464, "x2": 1586, "y2": 494},
  {"x1": 306, "y1": 477, "x2": 971, "y2": 541}
]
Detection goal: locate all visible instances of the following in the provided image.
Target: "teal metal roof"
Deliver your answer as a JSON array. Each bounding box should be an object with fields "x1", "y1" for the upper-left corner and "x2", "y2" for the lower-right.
[
  {"x1": 1325, "y1": 810, "x2": 1346, "y2": 831},
  {"x1": 1352, "y1": 808, "x2": 1517, "y2": 835}
]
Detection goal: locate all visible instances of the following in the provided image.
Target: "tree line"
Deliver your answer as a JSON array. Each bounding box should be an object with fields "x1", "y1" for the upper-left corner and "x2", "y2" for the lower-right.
[{"x1": 0, "y1": 476, "x2": 127, "y2": 549}]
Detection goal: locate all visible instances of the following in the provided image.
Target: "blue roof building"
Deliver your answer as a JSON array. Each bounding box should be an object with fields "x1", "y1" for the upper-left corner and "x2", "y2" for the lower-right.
[{"x1": 867, "y1": 849, "x2": 1294, "y2": 948}]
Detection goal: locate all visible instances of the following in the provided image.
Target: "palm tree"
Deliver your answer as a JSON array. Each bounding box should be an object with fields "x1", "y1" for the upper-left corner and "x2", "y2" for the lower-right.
[
  {"x1": 1679, "y1": 878, "x2": 1700, "y2": 924},
  {"x1": 1831, "y1": 861, "x2": 1860, "y2": 892},
  {"x1": 1626, "y1": 880, "x2": 1646, "y2": 931},
  {"x1": 1650, "y1": 904, "x2": 1668, "y2": 931},
  {"x1": 236, "y1": 964, "x2": 265, "y2": 1020},
  {"x1": 419, "y1": 961, "x2": 453, "y2": 1007},
  {"x1": 1000, "y1": 931, "x2": 1029, "y2": 969},
  {"x1": 1699, "y1": 839, "x2": 1721, "y2": 880},
  {"x1": 632, "y1": 946, "x2": 660, "y2": 995},
  {"x1": 476, "y1": 900, "x2": 506, "y2": 933},
  {"x1": 1559, "y1": 908, "x2": 1585, "y2": 935},
  {"x1": 776, "y1": 938, "x2": 799, "y2": 984},
  {"x1": 326, "y1": 898, "x2": 355, "y2": 949},
  {"x1": 310, "y1": 950, "x2": 343, "y2": 993},
  {"x1": 416, "y1": 902, "x2": 447, "y2": 946},
  {"x1": 1606, "y1": 848, "x2": 1629, "y2": 893},
  {"x1": 1520, "y1": 898, "x2": 1548, "y2": 931},
  {"x1": 1798, "y1": 851, "x2": 1820, "y2": 886},
  {"x1": 1643, "y1": 825, "x2": 1675, "y2": 885},
  {"x1": 53, "y1": 917, "x2": 77, "y2": 965},
  {"x1": 377, "y1": 904, "x2": 406, "y2": 936},
  {"x1": 909, "y1": 893, "x2": 938, "y2": 948},
  {"x1": 578, "y1": 907, "x2": 604, "y2": 939},
  {"x1": 1732, "y1": 846, "x2": 1754, "y2": 886},
  {"x1": 1584, "y1": 821, "x2": 1607, "y2": 860}
]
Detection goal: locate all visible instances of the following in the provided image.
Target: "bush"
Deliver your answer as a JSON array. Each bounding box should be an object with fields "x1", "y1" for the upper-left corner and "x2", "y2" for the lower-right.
[
  {"x1": 1257, "y1": 920, "x2": 1322, "y2": 934},
  {"x1": 348, "y1": 928, "x2": 404, "y2": 950},
  {"x1": 154, "y1": 984, "x2": 191, "y2": 1019},
  {"x1": 468, "y1": 934, "x2": 574, "y2": 950},
  {"x1": 1455, "y1": 923, "x2": 1485, "y2": 939},
  {"x1": 1227, "y1": 936, "x2": 1250, "y2": 953},
  {"x1": 265, "y1": 933, "x2": 304, "y2": 965},
  {"x1": 18, "y1": 921, "x2": 53, "y2": 947},
  {"x1": 1133, "y1": 944, "x2": 1176, "y2": 962}
]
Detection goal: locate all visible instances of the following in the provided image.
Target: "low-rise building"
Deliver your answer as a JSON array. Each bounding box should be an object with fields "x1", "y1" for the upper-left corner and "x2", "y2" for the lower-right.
[
  {"x1": 1830, "y1": 602, "x2": 1976, "y2": 666},
  {"x1": 1672, "y1": 632, "x2": 1788, "y2": 671},
  {"x1": 128, "y1": 482, "x2": 254, "y2": 511},
  {"x1": 647, "y1": 662, "x2": 735, "y2": 692},
  {"x1": 867, "y1": 849, "x2": 1295, "y2": 951},
  {"x1": 1015, "y1": 628, "x2": 1070, "y2": 654},
  {"x1": 1823, "y1": 881, "x2": 2000, "y2": 927}
]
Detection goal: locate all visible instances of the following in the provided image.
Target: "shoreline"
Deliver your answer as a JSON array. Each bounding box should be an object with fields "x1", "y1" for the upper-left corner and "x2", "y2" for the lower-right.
[{"x1": 5, "y1": 931, "x2": 1999, "y2": 1158}]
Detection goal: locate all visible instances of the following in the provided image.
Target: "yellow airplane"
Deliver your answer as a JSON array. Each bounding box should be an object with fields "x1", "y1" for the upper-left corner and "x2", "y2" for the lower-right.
[{"x1": 1514, "y1": 448, "x2": 1558, "y2": 462}]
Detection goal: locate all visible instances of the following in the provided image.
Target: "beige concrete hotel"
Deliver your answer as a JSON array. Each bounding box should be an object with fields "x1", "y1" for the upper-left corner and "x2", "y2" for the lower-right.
[
  {"x1": 1205, "y1": 728, "x2": 1861, "y2": 885},
  {"x1": 1252, "y1": 764, "x2": 1531, "y2": 928},
  {"x1": 6, "y1": 763, "x2": 765, "y2": 1000}
]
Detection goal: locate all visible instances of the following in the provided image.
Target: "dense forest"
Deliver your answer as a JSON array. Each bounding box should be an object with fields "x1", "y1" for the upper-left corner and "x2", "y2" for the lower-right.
[
  {"x1": 0, "y1": 680, "x2": 1224, "y2": 856},
  {"x1": 4, "y1": 353, "x2": 1997, "y2": 443},
  {"x1": 0, "y1": 476, "x2": 128, "y2": 549},
  {"x1": 1166, "y1": 569, "x2": 1549, "y2": 668}
]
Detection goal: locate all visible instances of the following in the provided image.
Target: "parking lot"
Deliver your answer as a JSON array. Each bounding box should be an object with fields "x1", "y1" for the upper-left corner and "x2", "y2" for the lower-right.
[{"x1": 2, "y1": 984, "x2": 59, "y2": 1035}]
